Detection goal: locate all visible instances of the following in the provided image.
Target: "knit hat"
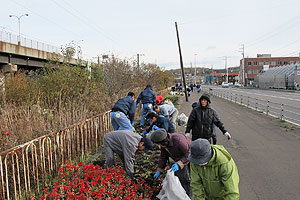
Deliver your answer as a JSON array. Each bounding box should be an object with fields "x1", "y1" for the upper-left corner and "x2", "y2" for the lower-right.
[
  {"x1": 189, "y1": 138, "x2": 213, "y2": 165},
  {"x1": 150, "y1": 129, "x2": 168, "y2": 143},
  {"x1": 199, "y1": 93, "x2": 211, "y2": 103}
]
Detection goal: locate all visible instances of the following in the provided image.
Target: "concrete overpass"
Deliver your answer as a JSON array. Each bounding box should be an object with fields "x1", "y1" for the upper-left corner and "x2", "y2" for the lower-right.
[{"x1": 0, "y1": 39, "x2": 84, "y2": 73}]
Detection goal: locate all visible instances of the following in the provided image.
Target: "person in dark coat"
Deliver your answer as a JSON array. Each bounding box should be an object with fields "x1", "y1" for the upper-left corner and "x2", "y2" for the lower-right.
[
  {"x1": 185, "y1": 93, "x2": 231, "y2": 142},
  {"x1": 136, "y1": 85, "x2": 156, "y2": 126},
  {"x1": 191, "y1": 102, "x2": 217, "y2": 144},
  {"x1": 141, "y1": 112, "x2": 175, "y2": 137},
  {"x1": 151, "y1": 129, "x2": 192, "y2": 198},
  {"x1": 111, "y1": 92, "x2": 136, "y2": 131}
]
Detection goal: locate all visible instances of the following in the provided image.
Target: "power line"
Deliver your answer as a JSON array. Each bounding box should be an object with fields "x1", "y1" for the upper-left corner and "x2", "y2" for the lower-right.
[
  {"x1": 246, "y1": 14, "x2": 300, "y2": 47},
  {"x1": 49, "y1": 0, "x2": 116, "y2": 42},
  {"x1": 60, "y1": 0, "x2": 116, "y2": 40},
  {"x1": 10, "y1": 0, "x2": 85, "y2": 40}
]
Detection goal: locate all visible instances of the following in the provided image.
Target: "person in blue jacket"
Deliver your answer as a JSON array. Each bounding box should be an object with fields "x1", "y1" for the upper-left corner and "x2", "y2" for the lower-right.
[
  {"x1": 141, "y1": 112, "x2": 175, "y2": 137},
  {"x1": 111, "y1": 92, "x2": 136, "y2": 131},
  {"x1": 136, "y1": 85, "x2": 156, "y2": 126}
]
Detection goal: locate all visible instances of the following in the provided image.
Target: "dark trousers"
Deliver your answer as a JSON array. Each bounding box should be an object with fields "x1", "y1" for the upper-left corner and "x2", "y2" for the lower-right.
[{"x1": 175, "y1": 165, "x2": 192, "y2": 198}]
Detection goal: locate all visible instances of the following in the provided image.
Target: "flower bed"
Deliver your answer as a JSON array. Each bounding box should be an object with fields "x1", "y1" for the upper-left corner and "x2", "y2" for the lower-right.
[{"x1": 32, "y1": 161, "x2": 161, "y2": 200}]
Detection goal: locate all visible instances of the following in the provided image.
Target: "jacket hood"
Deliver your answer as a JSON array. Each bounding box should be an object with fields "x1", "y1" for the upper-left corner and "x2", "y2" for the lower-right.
[
  {"x1": 199, "y1": 93, "x2": 211, "y2": 104},
  {"x1": 206, "y1": 145, "x2": 232, "y2": 166}
]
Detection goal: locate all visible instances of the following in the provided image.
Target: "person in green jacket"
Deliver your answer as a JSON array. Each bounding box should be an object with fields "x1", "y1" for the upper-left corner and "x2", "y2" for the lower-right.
[{"x1": 189, "y1": 138, "x2": 239, "y2": 200}]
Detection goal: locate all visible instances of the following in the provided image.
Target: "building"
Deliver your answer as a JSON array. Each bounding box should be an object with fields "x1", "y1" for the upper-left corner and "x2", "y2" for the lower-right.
[
  {"x1": 240, "y1": 54, "x2": 300, "y2": 85},
  {"x1": 206, "y1": 67, "x2": 239, "y2": 85},
  {"x1": 256, "y1": 64, "x2": 300, "y2": 89}
]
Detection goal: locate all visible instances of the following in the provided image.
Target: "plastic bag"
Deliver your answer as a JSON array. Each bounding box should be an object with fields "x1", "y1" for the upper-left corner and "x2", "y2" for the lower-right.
[
  {"x1": 163, "y1": 99, "x2": 174, "y2": 107},
  {"x1": 157, "y1": 170, "x2": 191, "y2": 200},
  {"x1": 177, "y1": 113, "x2": 188, "y2": 126}
]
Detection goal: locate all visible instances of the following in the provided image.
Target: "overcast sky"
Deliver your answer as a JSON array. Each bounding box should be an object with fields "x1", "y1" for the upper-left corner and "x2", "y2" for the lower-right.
[{"x1": 1, "y1": 0, "x2": 300, "y2": 69}]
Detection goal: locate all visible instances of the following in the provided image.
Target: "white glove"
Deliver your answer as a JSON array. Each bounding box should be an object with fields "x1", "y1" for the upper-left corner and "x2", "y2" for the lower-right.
[
  {"x1": 148, "y1": 104, "x2": 153, "y2": 109},
  {"x1": 185, "y1": 133, "x2": 191, "y2": 139},
  {"x1": 224, "y1": 132, "x2": 231, "y2": 140}
]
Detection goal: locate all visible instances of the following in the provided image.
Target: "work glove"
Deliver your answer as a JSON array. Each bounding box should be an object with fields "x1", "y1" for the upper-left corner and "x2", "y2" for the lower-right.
[
  {"x1": 152, "y1": 125, "x2": 160, "y2": 131},
  {"x1": 224, "y1": 132, "x2": 231, "y2": 140},
  {"x1": 185, "y1": 132, "x2": 191, "y2": 139},
  {"x1": 170, "y1": 163, "x2": 180, "y2": 172},
  {"x1": 141, "y1": 130, "x2": 147, "y2": 137},
  {"x1": 131, "y1": 121, "x2": 134, "y2": 126},
  {"x1": 153, "y1": 171, "x2": 161, "y2": 180}
]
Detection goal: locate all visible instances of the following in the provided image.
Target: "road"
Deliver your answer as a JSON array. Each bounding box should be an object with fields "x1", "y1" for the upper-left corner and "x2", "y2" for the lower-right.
[
  {"x1": 177, "y1": 91, "x2": 300, "y2": 199},
  {"x1": 203, "y1": 85, "x2": 300, "y2": 108},
  {"x1": 201, "y1": 86, "x2": 300, "y2": 126}
]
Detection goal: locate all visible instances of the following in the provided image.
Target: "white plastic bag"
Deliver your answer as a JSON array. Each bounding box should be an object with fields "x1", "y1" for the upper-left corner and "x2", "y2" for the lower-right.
[
  {"x1": 177, "y1": 113, "x2": 188, "y2": 126},
  {"x1": 157, "y1": 170, "x2": 191, "y2": 200},
  {"x1": 163, "y1": 99, "x2": 174, "y2": 107}
]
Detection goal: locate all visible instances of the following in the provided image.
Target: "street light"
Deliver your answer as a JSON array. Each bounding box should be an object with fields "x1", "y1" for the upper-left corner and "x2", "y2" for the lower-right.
[{"x1": 9, "y1": 14, "x2": 29, "y2": 45}]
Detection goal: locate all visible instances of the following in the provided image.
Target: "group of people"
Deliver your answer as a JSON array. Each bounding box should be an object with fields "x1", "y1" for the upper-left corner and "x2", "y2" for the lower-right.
[{"x1": 104, "y1": 85, "x2": 240, "y2": 199}]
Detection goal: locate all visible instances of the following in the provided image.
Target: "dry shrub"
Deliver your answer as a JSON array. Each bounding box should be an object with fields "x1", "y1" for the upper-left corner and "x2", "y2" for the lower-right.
[{"x1": 0, "y1": 57, "x2": 174, "y2": 152}]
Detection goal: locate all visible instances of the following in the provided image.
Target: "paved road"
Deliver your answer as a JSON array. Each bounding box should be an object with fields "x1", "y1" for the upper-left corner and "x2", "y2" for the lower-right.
[
  {"x1": 204, "y1": 85, "x2": 300, "y2": 108},
  {"x1": 201, "y1": 86, "x2": 300, "y2": 126},
  {"x1": 176, "y1": 91, "x2": 300, "y2": 199}
]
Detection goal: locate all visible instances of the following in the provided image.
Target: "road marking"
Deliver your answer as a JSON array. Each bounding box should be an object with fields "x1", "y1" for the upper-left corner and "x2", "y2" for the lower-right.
[{"x1": 228, "y1": 89, "x2": 300, "y2": 103}]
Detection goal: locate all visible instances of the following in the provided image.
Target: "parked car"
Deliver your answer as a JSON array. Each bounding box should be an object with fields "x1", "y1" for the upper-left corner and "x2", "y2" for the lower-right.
[
  {"x1": 234, "y1": 82, "x2": 243, "y2": 87},
  {"x1": 222, "y1": 82, "x2": 229, "y2": 88}
]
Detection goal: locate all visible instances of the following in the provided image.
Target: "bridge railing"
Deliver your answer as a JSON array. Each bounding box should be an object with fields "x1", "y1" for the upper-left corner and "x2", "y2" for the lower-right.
[
  {"x1": 203, "y1": 87, "x2": 300, "y2": 127},
  {"x1": 0, "y1": 30, "x2": 60, "y2": 54},
  {"x1": 0, "y1": 111, "x2": 111, "y2": 199}
]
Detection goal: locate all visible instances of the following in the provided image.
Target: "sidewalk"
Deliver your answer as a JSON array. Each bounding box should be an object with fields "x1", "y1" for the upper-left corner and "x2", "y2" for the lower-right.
[{"x1": 176, "y1": 91, "x2": 300, "y2": 199}]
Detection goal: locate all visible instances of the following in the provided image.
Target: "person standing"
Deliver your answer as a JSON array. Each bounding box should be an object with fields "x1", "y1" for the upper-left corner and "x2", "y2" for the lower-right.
[
  {"x1": 111, "y1": 92, "x2": 136, "y2": 131},
  {"x1": 189, "y1": 138, "x2": 239, "y2": 199},
  {"x1": 191, "y1": 102, "x2": 217, "y2": 144},
  {"x1": 136, "y1": 85, "x2": 156, "y2": 126},
  {"x1": 103, "y1": 130, "x2": 153, "y2": 179},
  {"x1": 185, "y1": 93, "x2": 231, "y2": 142},
  {"x1": 151, "y1": 129, "x2": 192, "y2": 197},
  {"x1": 153, "y1": 104, "x2": 179, "y2": 129}
]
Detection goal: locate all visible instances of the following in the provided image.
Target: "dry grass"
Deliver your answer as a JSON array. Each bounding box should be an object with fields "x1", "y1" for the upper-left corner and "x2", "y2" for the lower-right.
[{"x1": 0, "y1": 57, "x2": 174, "y2": 152}]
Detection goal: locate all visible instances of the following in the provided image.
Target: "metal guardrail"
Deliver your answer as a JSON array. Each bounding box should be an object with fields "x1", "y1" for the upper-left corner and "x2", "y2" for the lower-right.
[
  {"x1": 203, "y1": 88, "x2": 300, "y2": 127},
  {"x1": 0, "y1": 111, "x2": 111, "y2": 199},
  {"x1": 0, "y1": 31, "x2": 60, "y2": 54}
]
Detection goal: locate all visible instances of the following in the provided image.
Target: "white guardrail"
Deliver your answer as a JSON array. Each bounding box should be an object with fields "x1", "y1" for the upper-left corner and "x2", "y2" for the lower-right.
[{"x1": 202, "y1": 87, "x2": 300, "y2": 127}]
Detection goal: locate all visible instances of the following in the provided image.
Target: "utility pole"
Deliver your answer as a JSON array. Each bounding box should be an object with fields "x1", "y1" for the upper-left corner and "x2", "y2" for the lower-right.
[
  {"x1": 175, "y1": 22, "x2": 188, "y2": 102},
  {"x1": 194, "y1": 54, "x2": 197, "y2": 84},
  {"x1": 137, "y1": 53, "x2": 139, "y2": 68},
  {"x1": 239, "y1": 44, "x2": 245, "y2": 86},
  {"x1": 225, "y1": 56, "x2": 228, "y2": 83},
  {"x1": 190, "y1": 62, "x2": 193, "y2": 85},
  {"x1": 136, "y1": 53, "x2": 145, "y2": 69}
]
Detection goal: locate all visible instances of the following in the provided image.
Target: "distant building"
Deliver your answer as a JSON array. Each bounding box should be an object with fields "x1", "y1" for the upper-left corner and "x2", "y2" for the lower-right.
[
  {"x1": 240, "y1": 54, "x2": 300, "y2": 85},
  {"x1": 207, "y1": 67, "x2": 239, "y2": 85}
]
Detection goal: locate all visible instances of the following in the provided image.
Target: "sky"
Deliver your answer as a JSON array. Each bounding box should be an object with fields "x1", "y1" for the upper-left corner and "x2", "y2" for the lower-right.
[{"x1": 1, "y1": 0, "x2": 300, "y2": 70}]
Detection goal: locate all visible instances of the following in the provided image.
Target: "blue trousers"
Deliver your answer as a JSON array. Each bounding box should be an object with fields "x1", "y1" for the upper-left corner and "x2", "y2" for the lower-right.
[
  {"x1": 140, "y1": 103, "x2": 153, "y2": 126},
  {"x1": 110, "y1": 111, "x2": 134, "y2": 131}
]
